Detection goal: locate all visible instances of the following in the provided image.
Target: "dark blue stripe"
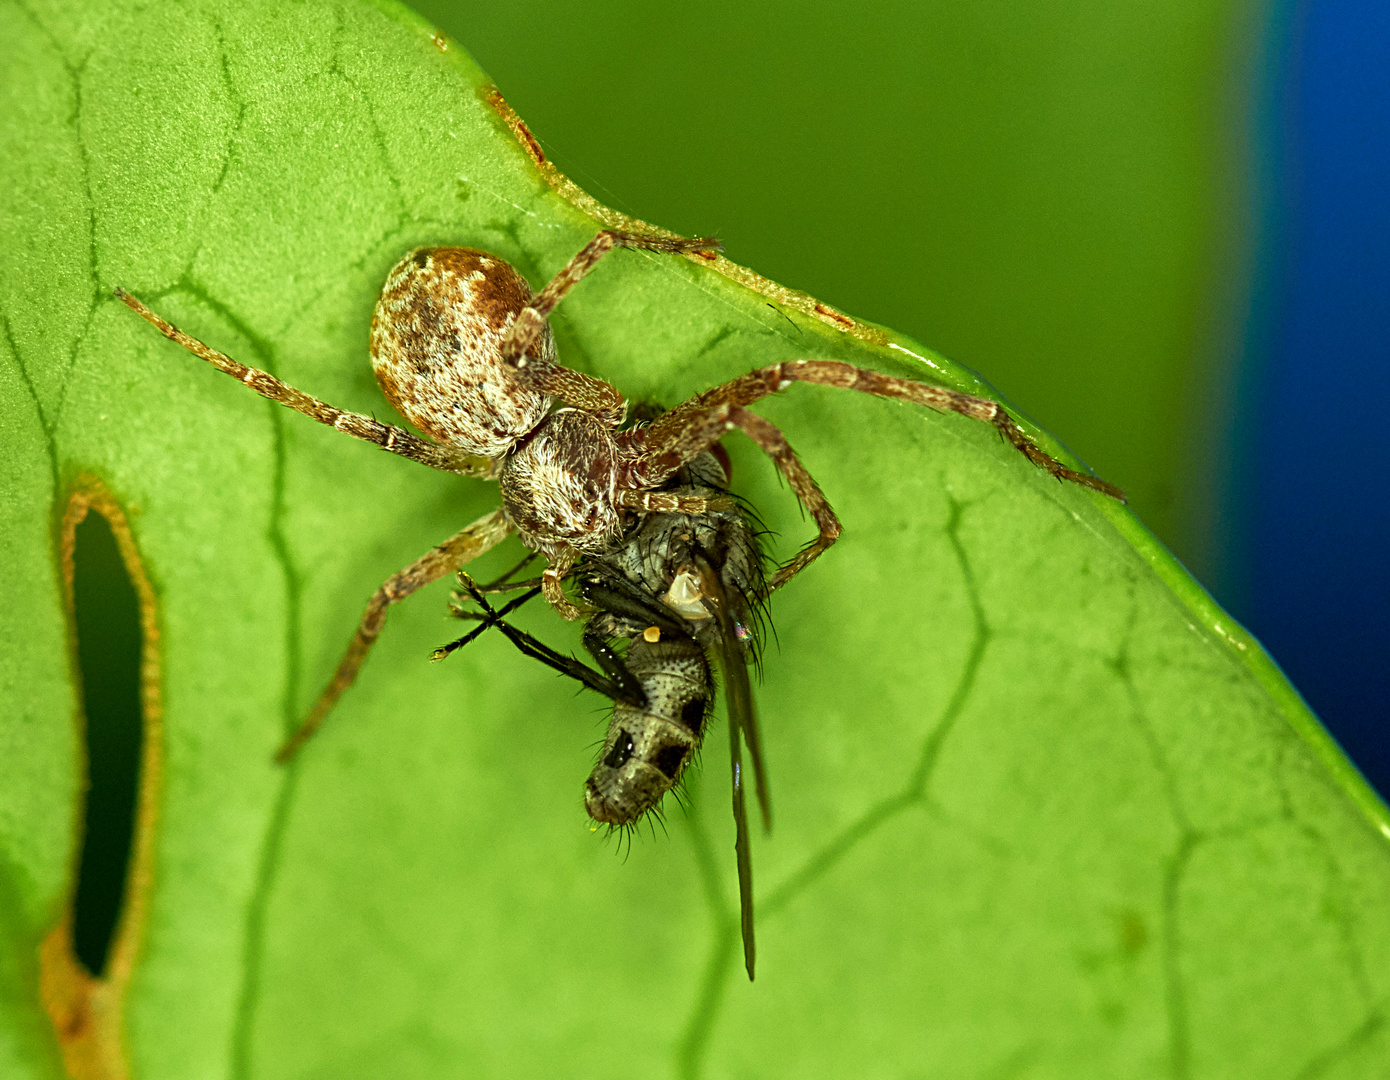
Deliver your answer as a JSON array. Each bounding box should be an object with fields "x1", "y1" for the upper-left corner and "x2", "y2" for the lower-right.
[{"x1": 1243, "y1": 0, "x2": 1390, "y2": 795}]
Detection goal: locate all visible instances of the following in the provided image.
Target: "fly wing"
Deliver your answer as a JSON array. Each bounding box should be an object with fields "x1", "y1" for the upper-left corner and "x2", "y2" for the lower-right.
[
  {"x1": 694, "y1": 554, "x2": 769, "y2": 982},
  {"x1": 728, "y1": 691, "x2": 756, "y2": 982},
  {"x1": 696, "y1": 556, "x2": 772, "y2": 833}
]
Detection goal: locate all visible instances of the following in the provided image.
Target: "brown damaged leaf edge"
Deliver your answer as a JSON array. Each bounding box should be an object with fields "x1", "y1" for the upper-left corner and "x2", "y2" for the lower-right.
[
  {"x1": 482, "y1": 87, "x2": 886, "y2": 346},
  {"x1": 41, "y1": 479, "x2": 163, "y2": 1080}
]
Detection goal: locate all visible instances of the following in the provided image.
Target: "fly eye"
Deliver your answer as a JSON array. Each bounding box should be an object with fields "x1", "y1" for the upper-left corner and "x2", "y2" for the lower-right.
[
  {"x1": 680, "y1": 697, "x2": 706, "y2": 735},
  {"x1": 603, "y1": 730, "x2": 635, "y2": 769},
  {"x1": 653, "y1": 744, "x2": 688, "y2": 779}
]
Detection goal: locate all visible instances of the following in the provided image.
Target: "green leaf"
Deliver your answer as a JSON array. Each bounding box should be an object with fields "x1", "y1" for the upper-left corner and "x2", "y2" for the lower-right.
[{"x1": 2, "y1": 1, "x2": 1387, "y2": 1077}]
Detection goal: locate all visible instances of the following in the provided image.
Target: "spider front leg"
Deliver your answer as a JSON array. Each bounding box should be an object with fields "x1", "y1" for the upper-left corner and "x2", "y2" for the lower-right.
[
  {"x1": 647, "y1": 359, "x2": 1125, "y2": 501},
  {"x1": 498, "y1": 230, "x2": 721, "y2": 421},
  {"x1": 619, "y1": 403, "x2": 842, "y2": 592},
  {"x1": 275, "y1": 507, "x2": 512, "y2": 762}
]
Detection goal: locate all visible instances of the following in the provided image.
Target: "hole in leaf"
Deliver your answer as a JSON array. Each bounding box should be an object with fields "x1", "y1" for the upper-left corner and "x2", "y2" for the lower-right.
[{"x1": 70, "y1": 509, "x2": 144, "y2": 978}]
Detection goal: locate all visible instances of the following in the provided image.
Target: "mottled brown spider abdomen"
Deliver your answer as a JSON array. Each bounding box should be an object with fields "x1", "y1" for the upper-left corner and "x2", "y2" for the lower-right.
[
  {"x1": 370, "y1": 247, "x2": 554, "y2": 458},
  {"x1": 499, "y1": 409, "x2": 625, "y2": 556}
]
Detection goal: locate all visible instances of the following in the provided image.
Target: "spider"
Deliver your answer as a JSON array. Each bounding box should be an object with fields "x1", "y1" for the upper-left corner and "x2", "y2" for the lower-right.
[{"x1": 115, "y1": 228, "x2": 1122, "y2": 762}]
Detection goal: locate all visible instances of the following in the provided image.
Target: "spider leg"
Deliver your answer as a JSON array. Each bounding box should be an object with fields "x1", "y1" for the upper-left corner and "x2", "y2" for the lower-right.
[
  {"x1": 614, "y1": 490, "x2": 735, "y2": 515},
  {"x1": 114, "y1": 288, "x2": 493, "y2": 478},
  {"x1": 498, "y1": 230, "x2": 720, "y2": 421},
  {"x1": 646, "y1": 359, "x2": 1124, "y2": 500},
  {"x1": 530, "y1": 231, "x2": 721, "y2": 322},
  {"x1": 275, "y1": 507, "x2": 512, "y2": 763},
  {"x1": 619, "y1": 403, "x2": 841, "y2": 592},
  {"x1": 731, "y1": 409, "x2": 843, "y2": 590}
]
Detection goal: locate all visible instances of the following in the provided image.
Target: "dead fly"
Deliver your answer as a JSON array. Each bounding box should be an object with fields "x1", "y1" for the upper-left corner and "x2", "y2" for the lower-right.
[{"x1": 437, "y1": 450, "x2": 770, "y2": 977}]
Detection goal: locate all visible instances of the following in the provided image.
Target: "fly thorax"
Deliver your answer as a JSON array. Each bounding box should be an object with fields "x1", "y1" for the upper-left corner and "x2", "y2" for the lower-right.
[{"x1": 497, "y1": 409, "x2": 623, "y2": 554}]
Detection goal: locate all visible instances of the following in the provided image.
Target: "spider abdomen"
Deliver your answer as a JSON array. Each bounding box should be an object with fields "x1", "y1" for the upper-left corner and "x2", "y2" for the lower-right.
[
  {"x1": 498, "y1": 409, "x2": 625, "y2": 555},
  {"x1": 370, "y1": 247, "x2": 553, "y2": 458}
]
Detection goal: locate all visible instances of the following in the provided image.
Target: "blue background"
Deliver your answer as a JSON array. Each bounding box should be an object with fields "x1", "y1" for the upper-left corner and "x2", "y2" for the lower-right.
[{"x1": 1236, "y1": 0, "x2": 1388, "y2": 796}]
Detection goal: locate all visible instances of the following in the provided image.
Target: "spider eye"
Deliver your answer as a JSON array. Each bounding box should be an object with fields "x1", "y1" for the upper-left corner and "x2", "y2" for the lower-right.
[
  {"x1": 603, "y1": 730, "x2": 635, "y2": 769},
  {"x1": 653, "y1": 744, "x2": 688, "y2": 779},
  {"x1": 679, "y1": 697, "x2": 706, "y2": 735}
]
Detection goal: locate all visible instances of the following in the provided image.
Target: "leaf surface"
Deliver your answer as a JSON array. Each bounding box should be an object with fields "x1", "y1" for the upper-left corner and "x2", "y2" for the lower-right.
[{"x1": 2, "y1": 1, "x2": 1388, "y2": 1077}]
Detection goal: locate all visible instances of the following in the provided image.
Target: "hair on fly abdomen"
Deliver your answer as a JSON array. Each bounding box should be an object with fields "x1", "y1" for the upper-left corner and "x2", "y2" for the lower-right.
[
  {"x1": 584, "y1": 632, "x2": 712, "y2": 824},
  {"x1": 597, "y1": 777, "x2": 681, "y2": 860}
]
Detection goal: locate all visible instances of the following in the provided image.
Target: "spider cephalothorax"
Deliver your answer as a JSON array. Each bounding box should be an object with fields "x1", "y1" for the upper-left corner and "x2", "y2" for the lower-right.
[
  {"x1": 115, "y1": 227, "x2": 1121, "y2": 760},
  {"x1": 497, "y1": 408, "x2": 625, "y2": 557}
]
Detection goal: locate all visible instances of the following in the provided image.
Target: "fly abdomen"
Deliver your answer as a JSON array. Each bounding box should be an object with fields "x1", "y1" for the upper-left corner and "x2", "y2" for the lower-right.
[{"x1": 585, "y1": 638, "x2": 710, "y2": 826}]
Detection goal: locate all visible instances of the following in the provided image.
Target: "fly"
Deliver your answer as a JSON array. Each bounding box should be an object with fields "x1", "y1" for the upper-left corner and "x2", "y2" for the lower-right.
[{"x1": 438, "y1": 450, "x2": 769, "y2": 978}]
